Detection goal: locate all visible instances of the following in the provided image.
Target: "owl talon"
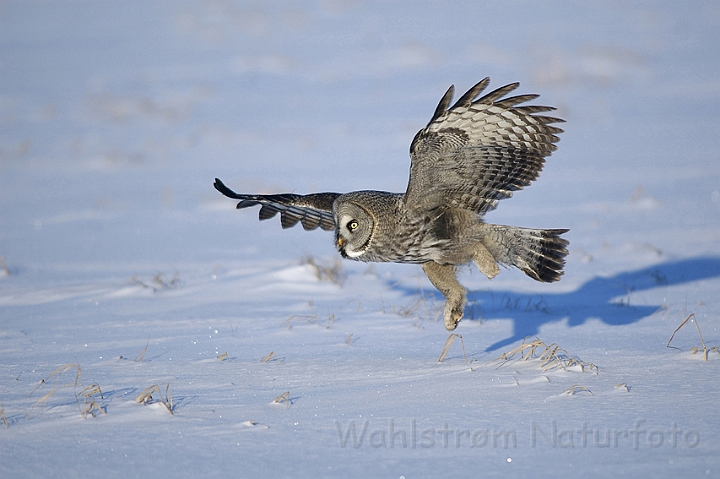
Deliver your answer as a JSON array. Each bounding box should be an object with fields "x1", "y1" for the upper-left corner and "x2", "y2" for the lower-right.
[
  {"x1": 443, "y1": 306, "x2": 464, "y2": 331},
  {"x1": 442, "y1": 293, "x2": 466, "y2": 331}
]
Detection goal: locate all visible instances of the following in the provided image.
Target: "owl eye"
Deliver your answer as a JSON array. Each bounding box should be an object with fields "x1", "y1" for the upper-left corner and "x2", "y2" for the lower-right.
[{"x1": 347, "y1": 220, "x2": 359, "y2": 232}]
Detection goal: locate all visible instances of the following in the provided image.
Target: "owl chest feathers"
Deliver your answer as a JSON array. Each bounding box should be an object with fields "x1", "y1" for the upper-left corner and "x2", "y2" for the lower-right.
[{"x1": 333, "y1": 191, "x2": 479, "y2": 265}]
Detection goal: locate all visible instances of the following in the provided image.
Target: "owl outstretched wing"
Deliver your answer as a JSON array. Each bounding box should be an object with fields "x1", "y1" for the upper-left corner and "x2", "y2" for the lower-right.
[
  {"x1": 214, "y1": 178, "x2": 339, "y2": 231},
  {"x1": 404, "y1": 78, "x2": 564, "y2": 215}
]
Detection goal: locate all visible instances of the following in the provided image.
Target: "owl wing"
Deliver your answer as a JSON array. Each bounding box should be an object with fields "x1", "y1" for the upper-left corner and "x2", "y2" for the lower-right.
[
  {"x1": 404, "y1": 78, "x2": 564, "y2": 215},
  {"x1": 214, "y1": 178, "x2": 339, "y2": 231}
]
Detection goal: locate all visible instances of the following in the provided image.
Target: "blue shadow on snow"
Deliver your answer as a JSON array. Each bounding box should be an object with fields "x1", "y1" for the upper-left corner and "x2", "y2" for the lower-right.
[{"x1": 446, "y1": 256, "x2": 719, "y2": 352}]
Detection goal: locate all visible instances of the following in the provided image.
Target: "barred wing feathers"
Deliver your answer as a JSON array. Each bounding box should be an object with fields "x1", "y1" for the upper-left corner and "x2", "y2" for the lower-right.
[
  {"x1": 405, "y1": 78, "x2": 564, "y2": 215},
  {"x1": 214, "y1": 178, "x2": 339, "y2": 231}
]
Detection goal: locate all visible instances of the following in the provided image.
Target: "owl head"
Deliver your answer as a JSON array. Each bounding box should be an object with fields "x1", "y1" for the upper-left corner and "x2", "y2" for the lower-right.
[{"x1": 333, "y1": 195, "x2": 375, "y2": 260}]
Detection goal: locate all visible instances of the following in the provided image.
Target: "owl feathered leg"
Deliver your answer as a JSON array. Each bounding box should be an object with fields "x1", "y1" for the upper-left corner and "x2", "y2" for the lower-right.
[
  {"x1": 421, "y1": 261, "x2": 466, "y2": 331},
  {"x1": 480, "y1": 225, "x2": 569, "y2": 282},
  {"x1": 472, "y1": 242, "x2": 500, "y2": 280}
]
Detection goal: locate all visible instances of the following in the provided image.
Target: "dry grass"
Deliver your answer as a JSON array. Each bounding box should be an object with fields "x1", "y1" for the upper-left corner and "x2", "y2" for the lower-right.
[
  {"x1": 485, "y1": 337, "x2": 598, "y2": 374},
  {"x1": 0, "y1": 406, "x2": 7, "y2": 428},
  {"x1": 135, "y1": 384, "x2": 174, "y2": 414},
  {"x1": 131, "y1": 271, "x2": 181, "y2": 292},
  {"x1": 345, "y1": 333, "x2": 354, "y2": 345},
  {"x1": 283, "y1": 314, "x2": 319, "y2": 330},
  {"x1": 272, "y1": 391, "x2": 292, "y2": 409},
  {"x1": 134, "y1": 340, "x2": 149, "y2": 362},
  {"x1": 611, "y1": 278, "x2": 635, "y2": 307},
  {"x1": 216, "y1": 352, "x2": 229, "y2": 361},
  {"x1": 283, "y1": 299, "x2": 362, "y2": 330},
  {"x1": 437, "y1": 333, "x2": 468, "y2": 365},
  {"x1": 28, "y1": 363, "x2": 106, "y2": 419},
  {"x1": 79, "y1": 384, "x2": 106, "y2": 418},
  {"x1": 260, "y1": 351, "x2": 280, "y2": 363},
  {"x1": 302, "y1": 256, "x2": 345, "y2": 286},
  {"x1": 562, "y1": 384, "x2": 594, "y2": 396},
  {"x1": 389, "y1": 289, "x2": 441, "y2": 323},
  {"x1": 378, "y1": 286, "x2": 441, "y2": 327},
  {"x1": 667, "y1": 313, "x2": 718, "y2": 361}
]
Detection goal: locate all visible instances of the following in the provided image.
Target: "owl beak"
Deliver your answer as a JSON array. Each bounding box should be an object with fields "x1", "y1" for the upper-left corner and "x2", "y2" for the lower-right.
[{"x1": 336, "y1": 236, "x2": 349, "y2": 259}]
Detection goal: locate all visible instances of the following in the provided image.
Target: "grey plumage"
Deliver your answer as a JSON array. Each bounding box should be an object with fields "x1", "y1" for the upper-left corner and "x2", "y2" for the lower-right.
[{"x1": 215, "y1": 77, "x2": 569, "y2": 331}]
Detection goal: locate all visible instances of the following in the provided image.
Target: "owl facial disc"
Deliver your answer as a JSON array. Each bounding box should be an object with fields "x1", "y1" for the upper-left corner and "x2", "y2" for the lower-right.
[{"x1": 334, "y1": 200, "x2": 374, "y2": 260}]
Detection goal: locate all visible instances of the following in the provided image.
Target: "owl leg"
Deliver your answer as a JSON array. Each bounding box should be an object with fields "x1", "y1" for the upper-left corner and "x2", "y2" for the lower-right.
[
  {"x1": 472, "y1": 242, "x2": 500, "y2": 280},
  {"x1": 421, "y1": 261, "x2": 466, "y2": 331}
]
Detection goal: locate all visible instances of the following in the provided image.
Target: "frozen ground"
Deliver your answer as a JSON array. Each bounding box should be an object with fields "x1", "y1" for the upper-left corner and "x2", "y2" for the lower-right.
[{"x1": 1, "y1": 1, "x2": 719, "y2": 477}]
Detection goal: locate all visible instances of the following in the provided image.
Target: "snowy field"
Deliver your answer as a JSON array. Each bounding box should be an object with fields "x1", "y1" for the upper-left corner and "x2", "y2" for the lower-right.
[{"x1": 1, "y1": 1, "x2": 719, "y2": 477}]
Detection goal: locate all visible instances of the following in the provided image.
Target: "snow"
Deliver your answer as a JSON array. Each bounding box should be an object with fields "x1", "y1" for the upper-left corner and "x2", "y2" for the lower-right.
[{"x1": 1, "y1": 1, "x2": 719, "y2": 477}]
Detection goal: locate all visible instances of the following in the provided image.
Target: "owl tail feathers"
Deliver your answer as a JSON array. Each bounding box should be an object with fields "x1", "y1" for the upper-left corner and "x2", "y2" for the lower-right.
[{"x1": 483, "y1": 226, "x2": 569, "y2": 283}]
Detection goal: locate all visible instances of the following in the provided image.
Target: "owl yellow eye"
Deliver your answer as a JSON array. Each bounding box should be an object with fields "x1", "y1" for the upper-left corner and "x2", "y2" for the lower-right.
[{"x1": 347, "y1": 220, "x2": 359, "y2": 232}]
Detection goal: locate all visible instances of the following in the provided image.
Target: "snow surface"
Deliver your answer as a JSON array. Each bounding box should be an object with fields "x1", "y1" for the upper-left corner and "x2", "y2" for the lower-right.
[{"x1": 1, "y1": 1, "x2": 720, "y2": 477}]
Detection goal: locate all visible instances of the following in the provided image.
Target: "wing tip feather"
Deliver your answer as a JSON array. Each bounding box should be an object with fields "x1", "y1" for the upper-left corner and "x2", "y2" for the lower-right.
[{"x1": 429, "y1": 84, "x2": 455, "y2": 125}]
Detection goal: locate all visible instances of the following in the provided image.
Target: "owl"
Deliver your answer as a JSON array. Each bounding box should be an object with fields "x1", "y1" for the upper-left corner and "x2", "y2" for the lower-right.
[{"x1": 215, "y1": 77, "x2": 569, "y2": 331}]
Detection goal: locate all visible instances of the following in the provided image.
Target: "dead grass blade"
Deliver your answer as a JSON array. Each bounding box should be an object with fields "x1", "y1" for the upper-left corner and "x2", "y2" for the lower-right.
[
  {"x1": 260, "y1": 351, "x2": 279, "y2": 363},
  {"x1": 131, "y1": 271, "x2": 181, "y2": 292},
  {"x1": 135, "y1": 384, "x2": 174, "y2": 414},
  {"x1": 272, "y1": 391, "x2": 292, "y2": 409},
  {"x1": 29, "y1": 363, "x2": 81, "y2": 406},
  {"x1": 164, "y1": 384, "x2": 173, "y2": 414},
  {"x1": 283, "y1": 314, "x2": 318, "y2": 331},
  {"x1": 666, "y1": 313, "x2": 718, "y2": 361},
  {"x1": 690, "y1": 345, "x2": 719, "y2": 358},
  {"x1": 563, "y1": 385, "x2": 594, "y2": 396},
  {"x1": 484, "y1": 337, "x2": 598, "y2": 374},
  {"x1": 134, "y1": 340, "x2": 149, "y2": 362},
  {"x1": 389, "y1": 288, "x2": 441, "y2": 323},
  {"x1": 135, "y1": 385, "x2": 158, "y2": 405},
  {"x1": 82, "y1": 399, "x2": 106, "y2": 418},
  {"x1": 29, "y1": 363, "x2": 106, "y2": 418},
  {"x1": 81, "y1": 384, "x2": 103, "y2": 399},
  {"x1": 80, "y1": 383, "x2": 105, "y2": 418},
  {"x1": 437, "y1": 333, "x2": 468, "y2": 364},
  {"x1": 302, "y1": 256, "x2": 345, "y2": 285},
  {"x1": 154, "y1": 271, "x2": 181, "y2": 290},
  {"x1": 0, "y1": 406, "x2": 7, "y2": 428},
  {"x1": 217, "y1": 352, "x2": 228, "y2": 361}
]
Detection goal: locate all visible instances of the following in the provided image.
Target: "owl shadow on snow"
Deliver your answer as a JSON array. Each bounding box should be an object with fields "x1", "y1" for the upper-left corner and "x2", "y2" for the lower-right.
[{"x1": 395, "y1": 257, "x2": 720, "y2": 352}]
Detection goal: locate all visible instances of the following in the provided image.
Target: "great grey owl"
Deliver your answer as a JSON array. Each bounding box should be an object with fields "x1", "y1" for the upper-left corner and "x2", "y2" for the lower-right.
[{"x1": 214, "y1": 77, "x2": 569, "y2": 331}]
